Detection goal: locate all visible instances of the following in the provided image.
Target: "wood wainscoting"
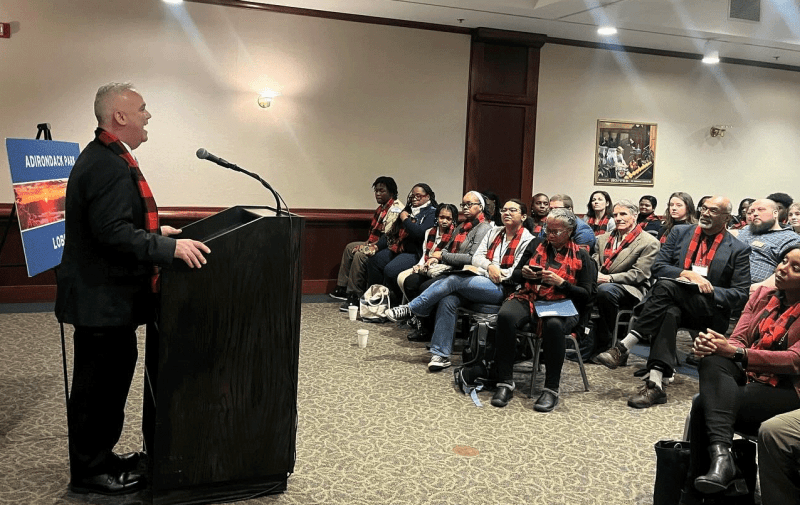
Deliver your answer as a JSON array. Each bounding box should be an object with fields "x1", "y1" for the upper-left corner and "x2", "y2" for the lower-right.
[{"x1": 0, "y1": 205, "x2": 373, "y2": 303}]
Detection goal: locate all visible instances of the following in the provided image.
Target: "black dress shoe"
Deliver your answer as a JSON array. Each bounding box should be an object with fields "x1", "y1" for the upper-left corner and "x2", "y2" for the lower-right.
[
  {"x1": 70, "y1": 470, "x2": 146, "y2": 496},
  {"x1": 694, "y1": 443, "x2": 747, "y2": 495},
  {"x1": 533, "y1": 388, "x2": 559, "y2": 412},
  {"x1": 491, "y1": 383, "x2": 514, "y2": 407},
  {"x1": 407, "y1": 328, "x2": 429, "y2": 342}
]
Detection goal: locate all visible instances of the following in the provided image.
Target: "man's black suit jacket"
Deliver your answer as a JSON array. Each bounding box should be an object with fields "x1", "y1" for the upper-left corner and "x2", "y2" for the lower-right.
[
  {"x1": 651, "y1": 224, "x2": 751, "y2": 315},
  {"x1": 55, "y1": 138, "x2": 175, "y2": 327}
]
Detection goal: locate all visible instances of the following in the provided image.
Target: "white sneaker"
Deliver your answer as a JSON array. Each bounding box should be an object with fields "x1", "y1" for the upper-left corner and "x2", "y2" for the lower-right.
[
  {"x1": 428, "y1": 355, "x2": 451, "y2": 371},
  {"x1": 386, "y1": 305, "x2": 412, "y2": 322}
]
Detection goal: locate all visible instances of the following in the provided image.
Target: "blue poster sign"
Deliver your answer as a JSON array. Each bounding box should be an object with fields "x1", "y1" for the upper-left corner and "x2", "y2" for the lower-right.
[{"x1": 5, "y1": 138, "x2": 80, "y2": 277}]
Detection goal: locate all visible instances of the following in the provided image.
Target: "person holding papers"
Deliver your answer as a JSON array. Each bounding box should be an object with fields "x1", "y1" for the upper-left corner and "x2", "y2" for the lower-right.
[
  {"x1": 595, "y1": 196, "x2": 751, "y2": 408},
  {"x1": 385, "y1": 199, "x2": 533, "y2": 373},
  {"x1": 457, "y1": 208, "x2": 596, "y2": 412}
]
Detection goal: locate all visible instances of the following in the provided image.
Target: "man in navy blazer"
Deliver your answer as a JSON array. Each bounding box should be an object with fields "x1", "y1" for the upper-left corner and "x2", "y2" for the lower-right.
[
  {"x1": 596, "y1": 196, "x2": 751, "y2": 408},
  {"x1": 56, "y1": 83, "x2": 209, "y2": 495}
]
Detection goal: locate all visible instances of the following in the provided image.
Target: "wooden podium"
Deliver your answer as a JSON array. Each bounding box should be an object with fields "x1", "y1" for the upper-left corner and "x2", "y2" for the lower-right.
[{"x1": 144, "y1": 206, "x2": 303, "y2": 505}]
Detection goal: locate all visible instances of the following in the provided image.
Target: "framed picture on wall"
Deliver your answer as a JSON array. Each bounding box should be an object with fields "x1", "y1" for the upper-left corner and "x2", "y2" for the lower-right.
[{"x1": 594, "y1": 120, "x2": 656, "y2": 186}]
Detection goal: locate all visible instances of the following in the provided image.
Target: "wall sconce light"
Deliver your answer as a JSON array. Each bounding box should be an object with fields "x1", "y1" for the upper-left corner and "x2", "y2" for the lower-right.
[
  {"x1": 258, "y1": 89, "x2": 280, "y2": 108},
  {"x1": 710, "y1": 125, "x2": 731, "y2": 137}
]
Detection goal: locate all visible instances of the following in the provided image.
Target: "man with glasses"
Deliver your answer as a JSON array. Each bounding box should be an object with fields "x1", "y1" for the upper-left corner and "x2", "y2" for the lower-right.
[
  {"x1": 732, "y1": 198, "x2": 800, "y2": 292},
  {"x1": 596, "y1": 196, "x2": 750, "y2": 408}
]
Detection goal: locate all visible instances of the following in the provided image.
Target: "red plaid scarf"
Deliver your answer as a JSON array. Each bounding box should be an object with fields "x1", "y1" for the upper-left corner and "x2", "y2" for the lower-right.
[
  {"x1": 485, "y1": 226, "x2": 525, "y2": 269},
  {"x1": 683, "y1": 226, "x2": 725, "y2": 270},
  {"x1": 510, "y1": 239, "x2": 583, "y2": 312},
  {"x1": 449, "y1": 213, "x2": 485, "y2": 252},
  {"x1": 530, "y1": 216, "x2": 546, "y2": 236},
  {"x1": 601, "y1": 223, "x2": 644, "y2": 274},
  {"x1": 587, "y1": 214, "x2": 611, "y2": 236},
  {"x1": 96, "y1": 128, "x2": 161, "y2": 293},
  {"x1": 423, "y1": 224, "x2": 454, "y2": 261},
  {"x1": 367, "y1": 199, "x2": 394, "y2": 244},
  {"x1": 748, "y1": 295, "x2": 800, "y2": 386}
]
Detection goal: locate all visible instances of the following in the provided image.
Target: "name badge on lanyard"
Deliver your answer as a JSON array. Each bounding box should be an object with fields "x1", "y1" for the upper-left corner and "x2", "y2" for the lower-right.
[{"x1": 692, "y1": 264, "x2": 708, "y2": 277}]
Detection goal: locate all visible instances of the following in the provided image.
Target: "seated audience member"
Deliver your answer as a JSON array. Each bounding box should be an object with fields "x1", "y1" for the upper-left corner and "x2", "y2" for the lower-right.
[
  {"x1": 596, "y1": 196, "x2": 750, "y2": 408},
  {"x1": 758, "y1": 409, "x2": 800, "y2": 505},
  {"x1": 695, "y1": 195, "x2": 711, "y2": 220},
  {"x1": 545, "y1": 194, "x2": 597, "y2": 252},
  {"x1": 729, "y1": 197, "x2": 755, "y2": 230},
  {"x1": 788, "y1": 202, "x2": 800, "y2": 234},
  {"x1": 458, "y1": 208, "x2": 595, "y2": 411},
  {"x1": 589, "y1": 200, "x2": 659, "y2": 359},
  {"x1": 636, "y1": 195, "x2": 661, "y2": 234},
  {"x1": 526, "y1": 193, "x2": 549, "y2": 235},
  {"x1": 399, "y1": 192, "x2": 492, "y2": 341},
  {"x1": 684, "y1": 247, "x2": 800, "y2": 500},
  {"x1": 767, "y1": 192, "x2": 793, "y2": 225},
  {"x1": 385, "y1": 199, "x2": 534, "y2": 372},
  {"x1": 366, "y1": 183, "x2": 437, "y2": 301},
  {"x1": 331, "y1": 176, "x2": 399, "y2": 305},
  {"x1": 657, "y1": 191, "x2": 697, "y2": 244},
  {"x1": 584, "y1": 190, "x2": 616, "y2": 236},
  {"x1": 481, "y1": 190, "x2": 503, "y2": 227},
  {"x1": 733, "y1": 199, "x2": 800, "y2": 292}
]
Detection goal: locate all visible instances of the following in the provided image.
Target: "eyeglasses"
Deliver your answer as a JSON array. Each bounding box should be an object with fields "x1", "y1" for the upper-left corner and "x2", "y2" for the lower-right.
[
  {"x1": 460, "y1": 202, "x2": 480, "y2": 210},
  {"x1": 411, "y1": 193, "x2": 428, "y2": 200},
  {"x1": 698, "y1": 206, "x2": 729, "y2": 217},
  {"x1": 546, "y1": 229, "x2": 569, "y2": 237},
  {"x1": 500, "y1": 208, "x2": 521, "y2": 214}
]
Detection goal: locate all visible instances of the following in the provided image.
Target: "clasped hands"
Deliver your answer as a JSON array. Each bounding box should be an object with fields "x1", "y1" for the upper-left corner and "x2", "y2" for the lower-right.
[
  {"x1": 692, "y1": 328, "x2": 738, "y2": 359},
  {"x1": 680, "y1": 270, "x2": 714, "y2": 294}
]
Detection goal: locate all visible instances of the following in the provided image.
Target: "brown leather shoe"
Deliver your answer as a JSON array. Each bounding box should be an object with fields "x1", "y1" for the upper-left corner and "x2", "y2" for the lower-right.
[
  {"x1": 595, "y1": 344, "x2": 629, "y2": 369},
  {"x1": 627, "y1": 380, "x2": 667, "y2": 408}
]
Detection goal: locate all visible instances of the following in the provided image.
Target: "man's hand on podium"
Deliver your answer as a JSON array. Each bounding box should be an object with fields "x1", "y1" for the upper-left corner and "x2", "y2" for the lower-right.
[{"x1": 174, "y1": 239, "x2": 210, "y2": 268}]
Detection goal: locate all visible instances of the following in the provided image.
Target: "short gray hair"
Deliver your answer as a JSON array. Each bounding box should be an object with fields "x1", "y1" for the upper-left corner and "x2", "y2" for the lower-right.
[
  {"x1": 547, "y1": 208, "x2": 577, "y2": 232},
  {"x1": 94, "y1": 82, "x2": 136, "y2": 124},
  {"x1": 613, "y1": 199, "x2": 639, "y2": 216}
]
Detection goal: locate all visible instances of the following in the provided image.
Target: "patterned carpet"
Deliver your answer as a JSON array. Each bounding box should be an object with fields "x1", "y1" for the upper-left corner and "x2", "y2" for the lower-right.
[{"x1": 0, "y1": 303, "x2": 700, "y2": 505}]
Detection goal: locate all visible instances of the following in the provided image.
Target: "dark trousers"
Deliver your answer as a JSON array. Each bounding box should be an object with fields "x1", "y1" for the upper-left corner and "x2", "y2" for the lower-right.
[
  {"x1": 688, "y1": 355, "x2": 800, "y2": 478},
  {"x1": 403, "y1": 274, "x2": 436, "y2": 331},
  {"x1": 631, "y1": 279, "x2": 729, "y2": 376},
  {"x1": 594, "y1": 282, "x2": 637, "y2": 352},
  {"x1": 67, "y1": 325, "x2": 139, "y2": 478},
  {"x1": 367, "y1": 250, "x2": 418, "y2": 296},
  {"x1": 494, "y1": 298, "x2": 578, "y2": 390}
]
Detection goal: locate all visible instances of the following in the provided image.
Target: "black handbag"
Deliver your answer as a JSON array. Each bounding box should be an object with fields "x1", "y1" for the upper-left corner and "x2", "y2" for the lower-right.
[{"x1": 653, "y1": 440, "x2": 692, "y2": 505}]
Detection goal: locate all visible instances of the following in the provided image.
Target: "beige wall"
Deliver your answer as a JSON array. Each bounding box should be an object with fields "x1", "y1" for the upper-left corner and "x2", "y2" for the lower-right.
[
  {"x1": 0, "y1": 0, "x2": 471, "y2": 209},
  {"x1": 534, "y1": 44, "x2": 800, "y2": 214}
]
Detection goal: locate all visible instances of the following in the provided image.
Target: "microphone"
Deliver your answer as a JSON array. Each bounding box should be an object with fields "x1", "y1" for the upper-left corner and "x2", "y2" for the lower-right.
[
  {"x1": 195, "y1": 148, "x2": 283, "y2": 214},
  {"x1": 196, "y1": 148, "x2": 234, "y2": 168}
]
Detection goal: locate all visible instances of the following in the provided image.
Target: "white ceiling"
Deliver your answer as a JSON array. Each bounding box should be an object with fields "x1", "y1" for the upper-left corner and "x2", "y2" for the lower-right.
[{"x1": 252, "y1": 0, "x2": 800, "y2": 67}]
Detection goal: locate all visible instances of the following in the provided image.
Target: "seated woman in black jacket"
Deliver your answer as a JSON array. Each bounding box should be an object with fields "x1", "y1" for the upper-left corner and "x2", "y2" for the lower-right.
[{"x1": 457, "y1": 208, "x2": 596, "y2": 412}]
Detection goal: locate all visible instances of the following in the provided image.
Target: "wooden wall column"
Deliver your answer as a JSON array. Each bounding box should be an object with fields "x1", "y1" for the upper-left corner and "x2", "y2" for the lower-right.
[{"x1": 463, "y1": 28, "x2": 545, "y2": 203}]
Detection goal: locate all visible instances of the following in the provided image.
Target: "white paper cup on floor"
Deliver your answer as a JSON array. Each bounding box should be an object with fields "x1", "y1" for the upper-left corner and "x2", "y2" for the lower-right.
[
  {"x1": 348, "y1": 305, "x2": 358, "y2": 321},
  {"x1": 357, "y1": 329, "x2": 369, "y2": 348}
]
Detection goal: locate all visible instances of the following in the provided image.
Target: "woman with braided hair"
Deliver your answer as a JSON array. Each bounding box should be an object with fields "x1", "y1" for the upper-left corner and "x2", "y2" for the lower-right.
[{"x1": 683, "y1": 244, "x2": 800, "y2": 501}]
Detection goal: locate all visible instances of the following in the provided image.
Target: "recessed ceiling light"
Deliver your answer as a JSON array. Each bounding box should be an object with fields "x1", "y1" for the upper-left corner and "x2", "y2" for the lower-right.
[
  {"x1": 597, "y1": 26, "x2": 617, "y2": 36},
  {"x1": 163, "y1": 0, "x2": 183, "y2": 4}
]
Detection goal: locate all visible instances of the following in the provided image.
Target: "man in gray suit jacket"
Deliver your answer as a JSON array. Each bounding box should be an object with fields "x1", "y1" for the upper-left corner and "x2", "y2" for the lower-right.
[
  {"x1": 590, "y1": 200, "x2": 660, "y2": 359},
  {"x1": 596, "y1": 196, "x2": 751, "y2": 408}
]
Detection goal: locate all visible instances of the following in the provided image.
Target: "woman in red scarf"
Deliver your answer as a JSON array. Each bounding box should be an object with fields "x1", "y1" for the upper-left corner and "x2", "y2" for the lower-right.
[
  {"x1": 457, "y1": 208, "x2": 596, "y2": 412},
  {"x1": 657, "y1": 191, "x2": 697, "y2": 243},
  {"x1": 684, "y1": 244, "x2": 800, "y2": 500},
  {"x1": 583, "y1": 190, "x2": 615, "y2": 236}
]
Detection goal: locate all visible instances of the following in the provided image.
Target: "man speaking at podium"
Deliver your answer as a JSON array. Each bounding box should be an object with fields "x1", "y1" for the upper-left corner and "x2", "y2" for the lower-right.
[{"x1": 55, "y1": 82, "x2": 210, "y2": 495}]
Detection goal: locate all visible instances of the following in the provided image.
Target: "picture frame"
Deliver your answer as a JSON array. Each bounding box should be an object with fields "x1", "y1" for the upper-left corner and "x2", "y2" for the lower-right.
[{"x1": 594, "y1": 120, "x2": 656, "y2": 186}]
